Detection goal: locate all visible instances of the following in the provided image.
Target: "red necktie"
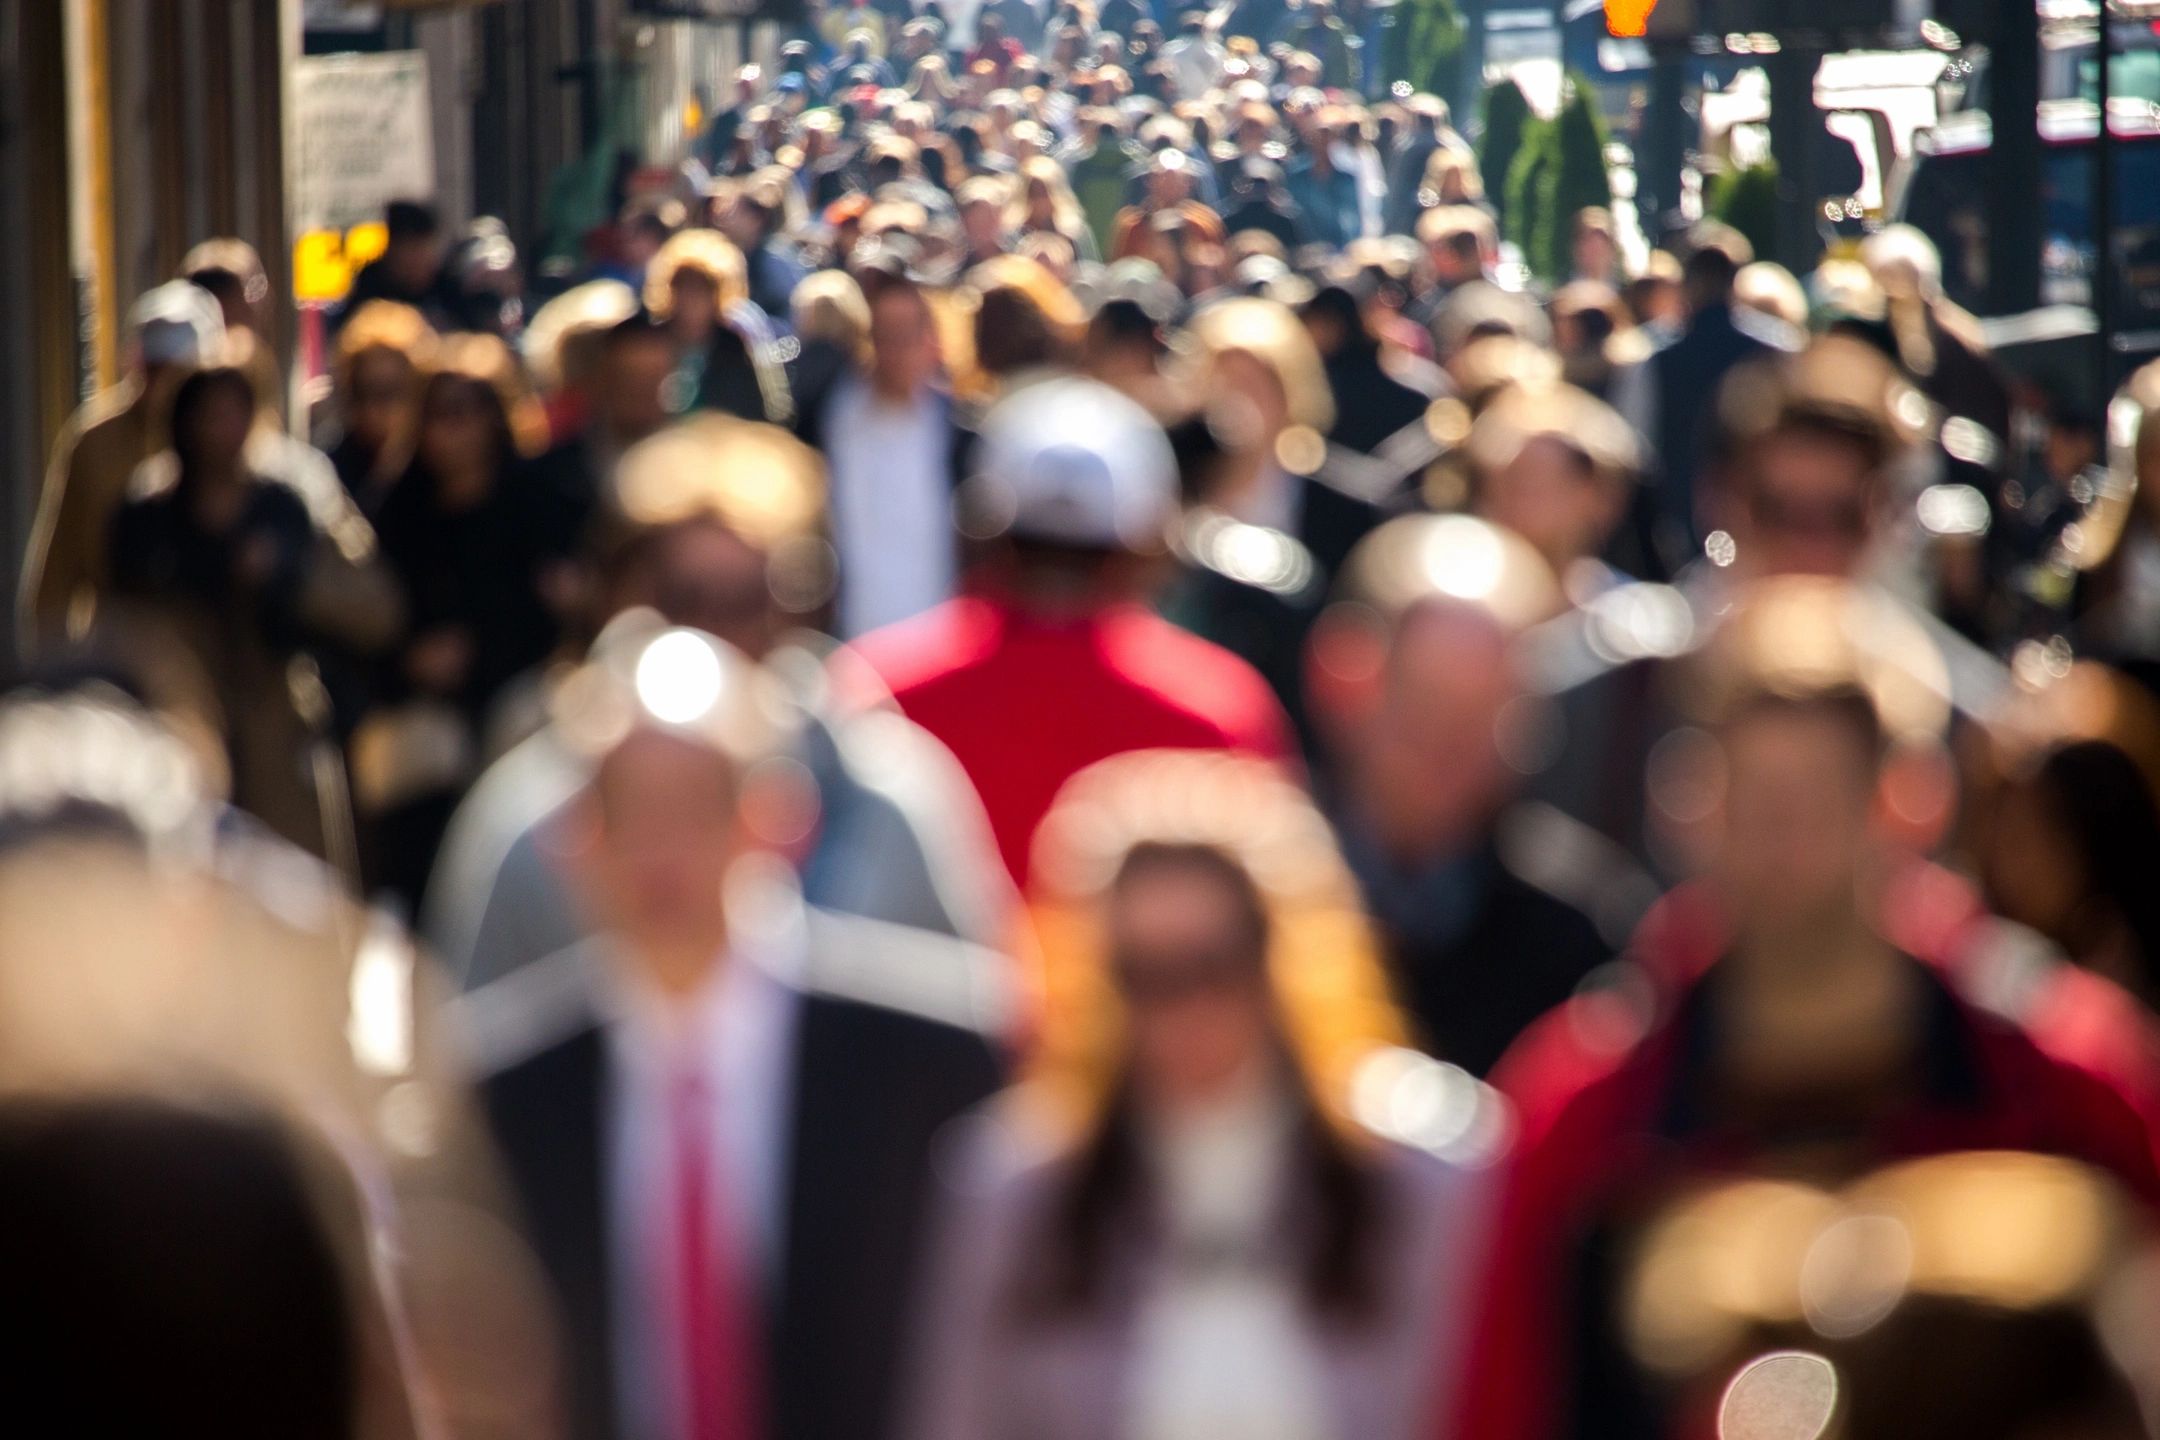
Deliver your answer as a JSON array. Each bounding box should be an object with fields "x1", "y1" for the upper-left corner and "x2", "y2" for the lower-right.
[{"x1": 669, "y1": 1064, "x2": 764, "y2": 1440}]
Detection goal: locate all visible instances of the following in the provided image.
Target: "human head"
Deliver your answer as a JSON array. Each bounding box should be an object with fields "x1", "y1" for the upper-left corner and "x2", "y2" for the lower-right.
[
  {"x1": 1028, "y1": 748, "x2": 1407, "y2": 1125},
  {"x1": 1417, "y1": 205, "x2": 1491, "y2": 289},
  {"x1": 1307, "y1": 515, "x2": 1562, "y2": 863},
  {"x1": 1467, "y1": 383, "x2": 1639, "y2": 578},
  {"x1": 616, "y1": 195, "x2": 687, "y2": 276},
  {"x1": 1681, "y1": 221, "x2": 1752, "y2": 313},
  {"x1": 383, "y1": 199, "x2": 446, "y2": 292},
  {"x1": 601, "y1": 416, "x2": 830, "y2": 657},
  {"x1": 559, "y1": 620, "x2": 797, "y2": 996},
  {"x1": 1983, "y1": 739, "x2": 2160, "y2": 1001},
  {"x1": 412, "y1": 333, "x2": 538, "y2": 484},
  {"x1": 165, "y1": 352, "x2": 260, "y2": 479},
  {"x1": 1571, "y1": 206, "x2": 1619, "y2": 283},
  {"x1": 0, "y1": 1096, "x2": 361, "y2": 1438},
  {"x1": 127, "y1": 281, "x2": 225, "y2": 383},
  {"x1": 593, "y1": 315, "x2": 681, "y2": 444},
  {"x1": 790, "y1": 269, "x2": 873, "y2": 367},
  {"x1": 644, "y1": 229, "x2": 750, "y2": 352},
  {"x1": 334, "y1": 301, "x2": 437, "y2": 465},
  {"x1": 1693, "y1": 578, "x2": 1949, "y2": 942},
  {"x1": 179, "y1": 238, "x2": 271, "y2": 337},
  {"x1": 1188, "y1": 296, "x2": 1334, "y2": 455},
  {"x1": 867, "y1": 279, "x2": 942, "y2": 399},
  {"x1": 1711, "y1": 336, "x2": 1914, "y2": 578}
]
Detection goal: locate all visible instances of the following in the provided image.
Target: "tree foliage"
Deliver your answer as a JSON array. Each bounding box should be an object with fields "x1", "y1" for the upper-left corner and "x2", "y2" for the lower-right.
[
  {"x1": 1477, "y1": 78, "x2": 1534, "y2": 230},
  {"x1": 1376, "y1": 0, "x2": 1466, "y2": 102},
  {"x1": 1708, "y1": 159, "x2": 1779, "y2": 264},
  {"x1": 1498, "y1": 72, "x2": 1614, "y2": 283}
]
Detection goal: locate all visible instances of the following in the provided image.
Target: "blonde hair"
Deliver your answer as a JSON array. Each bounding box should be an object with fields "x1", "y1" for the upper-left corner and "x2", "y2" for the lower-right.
[
  {"x1": 644, "y1": 229, "x2": 750, "y2": 320},
  {"x1": 790, "y1": 269, "x2": 873, "y2": 367},
  {"x1": 429, "y1": 331, "x2": 550, "y2": 459},
  {"x1": 610, "y1": 413, "x2": 828, "y2": 555},
  {"x1": 1009, "y1": 154, "x2": 1090, "y2": 248},
  {"x1": 1024, "y1": 750, "x2": 1409, "y2": 1135},
  {"x1": 1189, "y1": 295, "x2": 1337, "y2": 434}
]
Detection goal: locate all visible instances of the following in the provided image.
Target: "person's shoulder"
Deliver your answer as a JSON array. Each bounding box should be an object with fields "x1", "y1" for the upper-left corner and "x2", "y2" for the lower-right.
[
  {"x1": 844, "y1": 596, "x2": 1002, "y2": 697},
  {"x1": 798, "y1": 904, "x2": 1017, "y2": 1042},
  {"x1": 1729, "y1": 303, "x2": 1806, "y2": 353},
  {"x1": 1346, "y1": 1046, "x2": 1513, "y2": 1182},
  {"x1": 1488, "y1": 977, "x2": 1661, "y2": 1158},
  {"x1": 456, "y1": 941, "x2": 606, "y2": 1082},
  {"x1": 1101, "y1": 607, "x2": 1291, "y2": 744}
]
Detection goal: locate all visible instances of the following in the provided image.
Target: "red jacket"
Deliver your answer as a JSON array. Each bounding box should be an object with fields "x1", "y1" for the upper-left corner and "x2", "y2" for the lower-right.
[
  {"x1": 1447, "y1": 867, "x2": 2160, "y2": 1440},
  {"x1": 846, "y1": 594, "x2": 1298, "y2": 886}
]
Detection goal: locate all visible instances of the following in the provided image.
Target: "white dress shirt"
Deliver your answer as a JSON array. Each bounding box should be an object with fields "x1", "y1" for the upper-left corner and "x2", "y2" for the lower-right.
[
  {"x1": 602, "y1": 936, "x2": 801, "y2": 1440},
  {"x1": 825, "y1": 378, "x2": 960, "y2": 639}
]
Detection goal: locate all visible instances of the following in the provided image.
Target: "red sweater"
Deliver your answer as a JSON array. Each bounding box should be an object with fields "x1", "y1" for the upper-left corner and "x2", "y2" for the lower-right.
[{"x1": 846, "y1": 595, "x2": 1297, "y2": 886}]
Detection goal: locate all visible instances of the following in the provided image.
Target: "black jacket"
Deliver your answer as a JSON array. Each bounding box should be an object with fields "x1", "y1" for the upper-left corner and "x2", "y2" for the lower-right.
[{"x1": 473, "y1": 906, "x2": 1008, "y2": 1440}]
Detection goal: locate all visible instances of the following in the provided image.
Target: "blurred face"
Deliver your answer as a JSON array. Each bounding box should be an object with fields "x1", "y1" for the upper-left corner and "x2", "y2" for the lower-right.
[
  {"x1": 669, "y1": 270, "x2": 721, "y2": 347},
  {"x1": 722, "y1": 198, "x2": 766, "y2": 250},
  {"x1": 870, "y1": 288, "x2": 941, "y2": 397},
  {"x1": 1574, "y1": 227, "x2": 1617, "y2": 280},
  {"x1": 582, "y1": 731, "x2": 744, "y2": 990},
  {"x1": 389, "y1": 233, "x2": 444, "y2": 290},
  {"x1": 1146, "y1": 164, "x2": 1192, "y2": 206},
  {"x1": 1211, "y1": 348, "x2": 1291, "y2": 445},
  {"x1": 181, "y1": 379, "x2": 256, "y2": 470},
  {"x1": 416, "y1": 378, "x2": 501, "y2": 482},
  {"x1": 599, "y1": 336, "x2": 678, "y2": 442},
  {"x1": 1026, "y1": 176, "x2": 1054, "y2": 223},
  {"x1": 961, "y1": 198, "x2": 1001, "y2": 249},
  {"x1": 1479, "y1": 435, "x2": 1622, "y2": 574},
  {"x1": 1110, "y1": 858, "x2": 1275, "y2": 1112},
  {"x1": 1737, "y1": 429, "x2": 1880, "y2": 578},
  {"x1": 1352, "y1": 604, "x2": 1519, "y2": 862},
  {"x1": 1713, "y1": 706, "x2": 1878, "y2": 937},
  {"x1": 345, "y1": 349, "x2": 414, "y2": 454},
  {"x1": 608, "y1": 521, "x2": 779, "y2": 659}
]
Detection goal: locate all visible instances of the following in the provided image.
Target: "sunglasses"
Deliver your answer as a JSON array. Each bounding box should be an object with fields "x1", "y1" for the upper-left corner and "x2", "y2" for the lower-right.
[{"x1": 1112, "y1": 943, "x2": 1262, "y2": 1007}]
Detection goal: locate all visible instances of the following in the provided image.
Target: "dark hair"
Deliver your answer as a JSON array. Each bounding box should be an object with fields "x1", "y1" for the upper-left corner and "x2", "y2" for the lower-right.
[
  {"x1": 386, "y1": 199, "x2": 440, "y2": 242},
  {"x1": 0, "y1": 1096, "x2": 358, "y2": 1438},
  {"x1": 1017, "y1": 843, "x2": 1385, "y2": 1326},
  {"x1": 605, "y1": 312, "x2": 676, "y2": 352},
  {"x1": 2033, "y1": 740, "x2": 2160, "y2": 998},
  {"x1": 415, "y1": 369, "x2": 517, "y2": 479},
  {"x1": 166, "y1": 365, "x2": 258, "y2": 475}
]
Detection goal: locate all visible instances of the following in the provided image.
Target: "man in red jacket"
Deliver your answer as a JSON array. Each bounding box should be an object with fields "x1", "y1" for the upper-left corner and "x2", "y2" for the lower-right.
[
  {"x1": 844, "y1": 376, "x2": 1296, "y2": 888},
  {"x1": 1449, "y1": 578, "x2": 2160, "y2": 1440}
]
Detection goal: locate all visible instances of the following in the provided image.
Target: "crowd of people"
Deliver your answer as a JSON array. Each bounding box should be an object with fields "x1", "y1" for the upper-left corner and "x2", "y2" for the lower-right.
[{"x1": 17, "y1": 6, "x2": 2160, "y2": 1438}]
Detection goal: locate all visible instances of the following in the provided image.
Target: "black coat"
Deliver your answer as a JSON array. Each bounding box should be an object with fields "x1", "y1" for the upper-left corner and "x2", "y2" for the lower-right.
[
  {"x1": 476, "y1": 909, "x2": 1008, "y2": 1440},
  {"x1": 1337, "y1": 812, "x2": 1633, "y2": 1078}
]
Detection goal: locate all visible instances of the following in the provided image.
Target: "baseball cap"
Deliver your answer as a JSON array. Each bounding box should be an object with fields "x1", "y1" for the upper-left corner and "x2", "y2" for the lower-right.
[
  {"x1": 130, "y1": 282, "x2": 225, "y2": 368},
  {"x1": 969, "y1": 377, "x2": 1179, "y2": 552}
]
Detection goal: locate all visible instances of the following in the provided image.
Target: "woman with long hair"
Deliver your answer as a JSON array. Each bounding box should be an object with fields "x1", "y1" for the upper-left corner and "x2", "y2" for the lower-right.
[
  {"x1": 323, "y1": 300, "x2": 437, "y2": 512},
  {"x1": 906, "y1": 750, "x2": 1493, "y2": 1440},
  {"x1": 364, "y1": 334, "x2": 554, "y2": 907},
  {"x1": 104, "y1": 339, "x2": 401, "y2": 871},
  {"x1": 1008, "y1": 154, "x2": 1100, "y2": 262},
  {"x1": 643, "y1": 228, "x2": 791, "y2": 424}
]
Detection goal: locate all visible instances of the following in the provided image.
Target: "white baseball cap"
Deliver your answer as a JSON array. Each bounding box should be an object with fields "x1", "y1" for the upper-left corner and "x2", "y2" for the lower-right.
[
  {"x1": 128, "y1": 282, "x2": 226, "y2": 368},
  {"x1": 969, "y1": 376, "x2": 1179, "y2": 552}
]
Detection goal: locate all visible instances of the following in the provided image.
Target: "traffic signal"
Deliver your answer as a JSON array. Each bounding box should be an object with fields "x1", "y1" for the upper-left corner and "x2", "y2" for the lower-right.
[{"x1": 1604, "y1": 0, "x2": 1658, "y2": 35}]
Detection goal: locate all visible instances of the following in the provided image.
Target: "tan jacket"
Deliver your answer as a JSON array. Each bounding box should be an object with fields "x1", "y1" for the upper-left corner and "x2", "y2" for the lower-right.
[{"x1": 19, "y1": 380, "x2": 159, "y2": 649}]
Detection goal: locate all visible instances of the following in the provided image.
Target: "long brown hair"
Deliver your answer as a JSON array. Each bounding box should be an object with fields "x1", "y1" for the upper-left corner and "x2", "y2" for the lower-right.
[{"x1": 1016, "y1": 751, "x2": 1412, "y2": 1325}]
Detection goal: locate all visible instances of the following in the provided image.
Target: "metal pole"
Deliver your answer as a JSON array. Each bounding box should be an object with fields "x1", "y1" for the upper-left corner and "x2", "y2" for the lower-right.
[{"x1": 2095, "y1": 0, "x2": 2115, "y2": 400}]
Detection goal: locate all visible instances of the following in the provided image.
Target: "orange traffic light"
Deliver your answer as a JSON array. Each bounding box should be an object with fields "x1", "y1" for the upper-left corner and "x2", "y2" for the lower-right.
[{"x1": 1604, "y1": 0, "x2": 1658, "y2": 35}]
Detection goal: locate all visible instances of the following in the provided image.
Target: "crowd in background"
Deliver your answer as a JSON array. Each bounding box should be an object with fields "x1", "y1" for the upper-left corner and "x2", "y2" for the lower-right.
[{"x1": 18, "y1": 2, "x2": 2160, "y2": 1438}]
